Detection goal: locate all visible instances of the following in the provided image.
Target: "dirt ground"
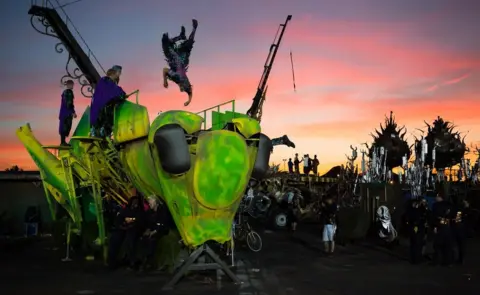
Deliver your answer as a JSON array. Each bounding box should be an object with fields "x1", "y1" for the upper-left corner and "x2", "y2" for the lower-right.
[{"x1": 1, "y1": 227, "x2": 478, "y2": 295}]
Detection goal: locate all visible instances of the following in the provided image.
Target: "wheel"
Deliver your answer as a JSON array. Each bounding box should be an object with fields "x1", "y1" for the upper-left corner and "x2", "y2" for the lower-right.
[
  {"x1": 272, "y1": 211, "x2": 288, "y2": 229},
  {"x1": 246, "y1": 231, "x2": 262, "y2": 252}
]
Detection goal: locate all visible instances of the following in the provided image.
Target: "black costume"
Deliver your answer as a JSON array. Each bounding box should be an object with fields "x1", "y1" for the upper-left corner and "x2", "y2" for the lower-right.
[
  {"x1": 406, "y1": 200, "x2": 428, "y2": 264},
  {"x1": 431, "y1": 200, "x2": 454, "y2": 266},
  {"x1": 107, "y1": 197, "x2": 144, "y2": 269},
  {"x1": 142, "y1": 204, "x2": 171, "y2": 267},
  {"x1": 451, "y1": 204, "x2": 469, "y2": 264},
  {"x1": 162, "y1": 20, "x2": 197, "y2": 97}
]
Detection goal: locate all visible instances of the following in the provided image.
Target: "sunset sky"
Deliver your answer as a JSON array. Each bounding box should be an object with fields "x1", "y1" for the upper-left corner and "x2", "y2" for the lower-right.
[{"x1": 1, "y1": 0, "x2": 479, "y2": 173}]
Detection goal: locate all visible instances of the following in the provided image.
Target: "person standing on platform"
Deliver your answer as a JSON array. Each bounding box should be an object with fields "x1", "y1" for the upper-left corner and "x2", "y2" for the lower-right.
[
  {"x1": 58, "y1": 80, "x2": 77, "y2": 145},
  {"x1": 293, "y1": 153, "x2": 300, "y2": 174},
  {"x1": 287, "y1": 158, "x2": 294, "y2": 174},
  {"x1": 302, "y1": 154, "x2": 311, "y2": 175},
  {"x1": 90, "y1": 66, "x2": 127, "y2": 137},
  {"x1": 312, "y1": 155, "x2": 320, "y2": 176}
]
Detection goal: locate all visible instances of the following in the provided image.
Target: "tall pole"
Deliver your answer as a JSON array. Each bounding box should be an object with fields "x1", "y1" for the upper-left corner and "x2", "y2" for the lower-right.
[{"x1": 247, "y1": 15, "x2": 292, "y2": 117}]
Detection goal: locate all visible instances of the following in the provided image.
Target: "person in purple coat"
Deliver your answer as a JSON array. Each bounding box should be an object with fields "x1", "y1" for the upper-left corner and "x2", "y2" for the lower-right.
[
  {"x1": 90, "y1": 65, "x2": 126, "y2": 137},
  {"x1": 58, "y1": 80, "x2": 77, "y2": 145}
]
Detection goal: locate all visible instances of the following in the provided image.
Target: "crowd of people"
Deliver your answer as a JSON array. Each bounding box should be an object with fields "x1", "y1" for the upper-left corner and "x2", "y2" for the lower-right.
[
  {"x1": 105, "y1": 189, "x2": 174, "y2": 271},
  {"x1": 287, "y1": 153, "x2": 320, "y2": 175},
  {"x1": 405, "y1": 192, "x2": 473, "y2": 266},
  {"x1": 279, "y1": 186, "x2": 474, "y2": 262}
]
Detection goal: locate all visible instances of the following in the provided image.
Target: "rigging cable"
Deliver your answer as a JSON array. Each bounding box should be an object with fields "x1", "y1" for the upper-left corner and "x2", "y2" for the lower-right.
[
  {"x1": 52, "y1": 0, "x2": 86, "y2": 9},
  {"x1": 290, "y1": 50, "x2": 296, "y2": 92}
]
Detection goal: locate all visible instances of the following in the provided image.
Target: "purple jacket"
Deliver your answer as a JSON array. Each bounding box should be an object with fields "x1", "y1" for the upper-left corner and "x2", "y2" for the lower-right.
[
  {"x1": 59, "y1": 89, "x2": 75, "y2": 120},
  {"x1": 90, "y1": 76, "x2": 126, "y2": 125}
]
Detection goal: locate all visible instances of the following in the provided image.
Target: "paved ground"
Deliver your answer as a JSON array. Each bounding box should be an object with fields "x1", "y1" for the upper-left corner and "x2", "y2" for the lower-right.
[{"x1": 1, "y1": 228, "x2": 479, "y2": 295}]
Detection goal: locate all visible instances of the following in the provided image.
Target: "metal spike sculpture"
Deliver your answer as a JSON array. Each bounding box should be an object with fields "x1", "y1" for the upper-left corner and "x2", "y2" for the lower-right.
[
  {"x1": 338, "y1": 145, "x2": 360, "y2": 207},
  {"x1": 368, "y1": 111, "x2": 411, "y2": 170},
  {"x1": 415, "y1": 116, "x2": 467, "y2": 169}
]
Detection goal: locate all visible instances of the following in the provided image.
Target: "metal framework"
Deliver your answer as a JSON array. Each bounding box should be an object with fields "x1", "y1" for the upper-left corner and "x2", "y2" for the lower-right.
[
  {"x1": 162, "y1": 244, "x2": 241, "y2": 290},
  {"x1": 28, "y1": 1, "x2": 104, "y2": 97},
  {"x1": 246, "y1": 15, "x2": 292, "y2": 121}
]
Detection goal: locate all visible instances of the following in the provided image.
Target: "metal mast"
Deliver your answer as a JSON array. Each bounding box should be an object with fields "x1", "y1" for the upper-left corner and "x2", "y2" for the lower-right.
[{"x1": 246, "y1": 15, "x2": 292, "y2": 120}]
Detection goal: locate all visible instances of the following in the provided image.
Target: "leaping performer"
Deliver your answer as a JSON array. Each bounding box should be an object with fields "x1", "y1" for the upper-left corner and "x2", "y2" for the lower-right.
[{"x1": 162, "y1": 19, "x2": 198, "y2": 106}]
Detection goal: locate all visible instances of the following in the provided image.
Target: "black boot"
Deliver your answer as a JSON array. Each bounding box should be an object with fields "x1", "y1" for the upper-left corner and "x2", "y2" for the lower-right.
[
  {"x1": 192, "y1": 19, "x2": 198, "y2": 29},
  {"x1": 179, "y1": 26, "x2": 186, "y2": 39}
]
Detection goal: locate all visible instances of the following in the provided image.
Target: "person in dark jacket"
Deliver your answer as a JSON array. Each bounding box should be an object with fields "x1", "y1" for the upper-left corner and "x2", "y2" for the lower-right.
[
  {"x1": 141, "y1": 197, "x2": 171, "y2": 270},
  {"x1": 122, "y1": 195, "x2": 145, "y2": 269},
  {"x1": 288, "y1": 158, "x2": 294, "y2": 174},
  {"x1": 451, "y1": 199, "x2": 470, "y2": 264},
  {"x1": 293, "y1": 154, "x2": 300, "y2": 174},
  {"x1": 107, "y1": 194, "x2": 144, "y2": 269},
  {"x1": 430, "y1": 192, "x2": 454, "y2": 266},
  {"x1": 406, "y1": 199, "x2": 428, "y2": 264}
]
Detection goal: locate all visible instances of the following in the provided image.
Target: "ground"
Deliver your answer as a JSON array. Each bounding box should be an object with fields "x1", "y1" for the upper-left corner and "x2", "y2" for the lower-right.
[{"x1": 1, "y1": 226, "x2": 479, "y2": 295}]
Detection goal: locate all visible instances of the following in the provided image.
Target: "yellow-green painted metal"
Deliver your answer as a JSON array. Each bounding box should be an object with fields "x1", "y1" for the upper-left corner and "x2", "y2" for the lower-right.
[
  {"x1": 113, "y1": 101, "x2": 150, "y2": 144},
  {"x1": 196, "y1": 99, "x2": 236, "y2": 130},
  {"x1": 16, "y1": 124, "x2": 83, "y2": 230},
  {"x1": 16, "y1": 98, "x2": 261, "y2": 249}
]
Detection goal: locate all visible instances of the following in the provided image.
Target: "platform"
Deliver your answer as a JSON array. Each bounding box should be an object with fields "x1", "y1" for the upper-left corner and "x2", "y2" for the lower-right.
[
  {"x1": 41, "y1": 145, "x2": 72, "y2": 150},
  {"x1": 71, "y1": 136, "x2": 104, "y2": 142}
]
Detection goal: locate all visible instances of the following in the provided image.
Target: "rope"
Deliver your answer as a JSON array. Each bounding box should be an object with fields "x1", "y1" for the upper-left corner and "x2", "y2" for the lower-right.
[
  {"x1": 53, "y1": 0, "x2": 86, "y2": 9},
  {"x1": 290, "y1": 50, "x2": 296, "y2": 92}
]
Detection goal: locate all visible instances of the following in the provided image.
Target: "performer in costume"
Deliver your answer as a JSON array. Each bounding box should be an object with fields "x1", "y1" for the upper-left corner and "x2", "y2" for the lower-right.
[
  {"x1": 90, "y1": 65, "x2": 126, "y2": 137},
  {"x1": 162, "y1": 19, "x2": 198, "y2": 106},
  {"x1": 58, "y1": 80, "x2": 77, "y2": 145}
]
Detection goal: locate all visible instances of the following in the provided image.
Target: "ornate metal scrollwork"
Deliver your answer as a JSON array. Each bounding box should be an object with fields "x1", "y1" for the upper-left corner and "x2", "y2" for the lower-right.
[
  {"x1": 30, "y1": 14, "x2": 94, "y2": 98},
  {"x1": 61, "y1": 55, "x2": 94, "y2": 98},
  {"x1": 30, "y1": 14, "x2": 58, "y2": 39}
]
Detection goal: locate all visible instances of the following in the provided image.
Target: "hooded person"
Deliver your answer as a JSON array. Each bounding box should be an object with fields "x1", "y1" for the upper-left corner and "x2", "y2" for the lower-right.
[
  {"x1": 90, "y1": 65, "x2": 127, "y2": 137},
  {"x1": 58, "y1": 80, "x2": 77, "y2": 145},
  {"x1": 162, "y1": 19, "x2": 198, "y2": 106}
]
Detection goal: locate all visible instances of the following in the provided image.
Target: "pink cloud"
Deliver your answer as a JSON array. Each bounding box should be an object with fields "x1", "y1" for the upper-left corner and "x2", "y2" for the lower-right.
[{"x1": 444, "y1": 72, "x2": 470, "y2": 85}]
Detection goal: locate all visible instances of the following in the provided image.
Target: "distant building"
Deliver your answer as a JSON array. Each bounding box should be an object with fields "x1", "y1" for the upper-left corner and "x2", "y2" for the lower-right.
[{"x1": 0, "y1": 171, "x2": 51, "y2": 235}]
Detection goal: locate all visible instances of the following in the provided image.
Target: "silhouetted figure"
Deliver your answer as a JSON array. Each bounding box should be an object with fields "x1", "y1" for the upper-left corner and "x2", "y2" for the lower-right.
[
  {"x1": 287, "y1": 158, "x2": 293, "y2": 174},
  {"x1": 141, "y1": 197, "x2": 171, "y2": 270},
  {"x1": 451, "y1": 199, "x2": 470, "y2": 264},
  {"x1": 312, "y1": 155, "x2": 319, "y2": 175},
  {"x1": 406, "y1": 199, "x2": 428, "y2": 264},
  {"x1": 293, "y1": 153, "x2": 300, "y2": 174},
  {"x1": 431, "y1": 192, "x2": 454, "y2": 266}
]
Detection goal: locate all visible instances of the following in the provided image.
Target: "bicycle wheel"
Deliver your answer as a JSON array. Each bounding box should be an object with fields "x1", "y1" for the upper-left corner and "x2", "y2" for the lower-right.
[{"x1": 246, "y1": 231, "x2": 262, "y2": 252}]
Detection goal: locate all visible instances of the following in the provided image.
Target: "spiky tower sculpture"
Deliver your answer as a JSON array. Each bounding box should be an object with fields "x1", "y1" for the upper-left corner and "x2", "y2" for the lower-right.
[
  {"x1": 415, "y1": 116, "x2": 467, "y2": 169},
  {"x1": 368, "y1": 111, "x2": 411, "y2": 169}
]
